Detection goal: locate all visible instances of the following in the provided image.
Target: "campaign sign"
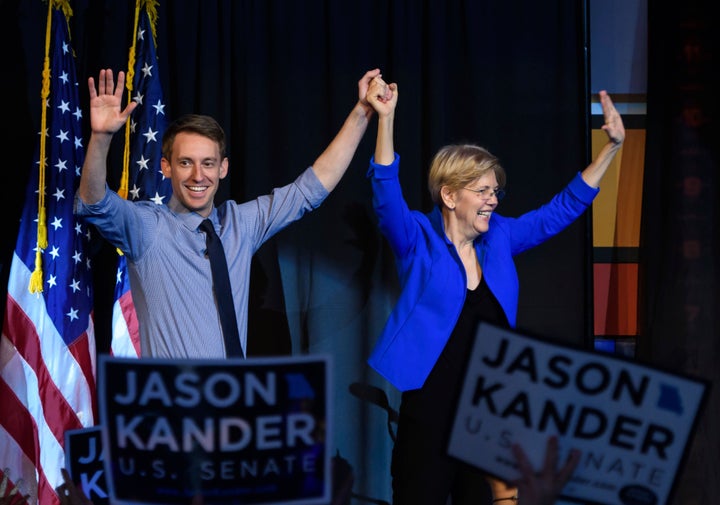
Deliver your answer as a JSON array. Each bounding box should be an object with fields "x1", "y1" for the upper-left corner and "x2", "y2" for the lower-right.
[
  {"x1": 64, "y1": 426, "x2": 110, "y2": 505},
  {"x1": 98, "y1": 354, "x2": 332, "y2": 505},
  {"x1": 448, "y1": 323, "x2": 708, "y2": 505}
]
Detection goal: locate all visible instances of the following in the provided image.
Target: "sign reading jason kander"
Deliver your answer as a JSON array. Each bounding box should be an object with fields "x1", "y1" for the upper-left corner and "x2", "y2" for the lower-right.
[
  {"x1": 448, "y1": 323, "x2": 707, "y2": 505},
  {"x1": 99, "y1": 354, "x2": 331, "y2": 505}
]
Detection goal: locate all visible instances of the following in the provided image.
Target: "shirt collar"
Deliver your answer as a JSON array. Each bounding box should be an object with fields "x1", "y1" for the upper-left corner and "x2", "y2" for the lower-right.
[{"x1": 167, "y1": 195, "x2": 219, "y2": 231}]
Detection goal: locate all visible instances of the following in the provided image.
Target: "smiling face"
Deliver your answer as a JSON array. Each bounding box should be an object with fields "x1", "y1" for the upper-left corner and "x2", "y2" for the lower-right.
[
  {"x1": 444, "y1": 171, "x2": 500, "y2": 240},
  {"x1": 161, "y1": 132, "x2": 228, "y2": 217},
  {"x1": 428, "y1": 144, "x2": 506, "y2": 244}
]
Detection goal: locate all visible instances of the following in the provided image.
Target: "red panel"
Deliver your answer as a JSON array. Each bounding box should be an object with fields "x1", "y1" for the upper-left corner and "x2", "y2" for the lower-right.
[{"x1": 593, "y1": 263, "x2": 638, "y2": 335}]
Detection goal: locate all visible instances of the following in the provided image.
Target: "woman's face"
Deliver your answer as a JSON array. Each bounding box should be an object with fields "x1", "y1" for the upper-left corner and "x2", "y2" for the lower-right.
[{"x1": 451, "y1": 171, "x2": 501, "y2": 239}]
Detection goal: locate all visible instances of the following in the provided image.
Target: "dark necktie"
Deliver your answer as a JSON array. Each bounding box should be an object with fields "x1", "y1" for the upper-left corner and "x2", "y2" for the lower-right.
[{"x1": 199, "y1": 219, "x2": 243, "y2": 357}]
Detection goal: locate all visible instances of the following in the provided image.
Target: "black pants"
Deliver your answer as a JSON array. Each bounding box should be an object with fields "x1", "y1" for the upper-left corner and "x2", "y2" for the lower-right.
[
  {"x1": 391, "y1": 286, "x2": 504, "y2": 505},
  {"x1": 390, "y1": 392, "x2": 493, "y2": 505}
]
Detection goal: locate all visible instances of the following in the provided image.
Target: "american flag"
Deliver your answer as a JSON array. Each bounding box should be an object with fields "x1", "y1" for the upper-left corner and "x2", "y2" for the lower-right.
[
  {"x1": 0, "y1": 5, "x2": 96, "y2": 505},
  {"x1": 111, "y1": 5, "x2": 171, "y2": 358}
]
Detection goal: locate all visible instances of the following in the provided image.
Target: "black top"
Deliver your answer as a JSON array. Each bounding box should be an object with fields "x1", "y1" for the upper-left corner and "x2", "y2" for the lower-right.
[{"x1": 401, "y1": 276, "x2": 509, "y2": 428}]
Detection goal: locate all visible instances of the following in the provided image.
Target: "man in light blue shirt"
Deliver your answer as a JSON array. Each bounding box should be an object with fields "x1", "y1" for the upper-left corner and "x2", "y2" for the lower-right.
[{"x1": 75, "y1": 68, "x2": 380, "y2": 359}]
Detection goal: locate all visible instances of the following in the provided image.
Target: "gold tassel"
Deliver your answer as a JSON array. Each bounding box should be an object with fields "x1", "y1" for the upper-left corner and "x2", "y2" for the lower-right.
[
  {"x1": 30, "y1": 0, "x2": 76, "y2": 293},
  {"x1": 114, "y1": 0, "x2": 146, "y2": 257},
  {"x1": 29, "y1": 0, "x2": 55, "y2": 294},
  {"x1": 119, "y1": 0, "x2": 143, "y2": 201}
]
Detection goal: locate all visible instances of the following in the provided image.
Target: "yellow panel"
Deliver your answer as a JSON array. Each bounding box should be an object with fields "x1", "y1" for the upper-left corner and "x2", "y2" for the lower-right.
[
  {"x1": 591, "y1": 129, "x2": 646, "y2": 248},
  {"x1": 591, "y1": 131, "x2": 621, "y2": 247},
  {"x1": 615, "y1": 130, "x2": 646, "y2": 247}
]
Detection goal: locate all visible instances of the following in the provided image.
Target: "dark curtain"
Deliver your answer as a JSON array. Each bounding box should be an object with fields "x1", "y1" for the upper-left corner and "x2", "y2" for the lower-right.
[
  {"x1": 641, "y1": 1, "x2": 719, "y2": 503},
  {"x1": 3, "y1": 0, "x2": 588, "y2": 500}
]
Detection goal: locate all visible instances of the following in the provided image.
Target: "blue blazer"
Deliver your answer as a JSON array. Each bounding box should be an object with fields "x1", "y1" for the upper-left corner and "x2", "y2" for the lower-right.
[{"x1": 367, "y1": 154, "x2": 599, "y2": 391}]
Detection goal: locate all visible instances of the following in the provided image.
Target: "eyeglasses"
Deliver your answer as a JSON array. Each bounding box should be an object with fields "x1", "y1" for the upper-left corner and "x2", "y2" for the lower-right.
[{"x1": 463, "y1": 186, "x2": 506, "y2": 201}]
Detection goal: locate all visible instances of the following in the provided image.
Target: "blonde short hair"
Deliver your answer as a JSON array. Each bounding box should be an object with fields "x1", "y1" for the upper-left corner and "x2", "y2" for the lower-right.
[{"x1": 428, "y1": 144, "x2": 506, "y2": 205}]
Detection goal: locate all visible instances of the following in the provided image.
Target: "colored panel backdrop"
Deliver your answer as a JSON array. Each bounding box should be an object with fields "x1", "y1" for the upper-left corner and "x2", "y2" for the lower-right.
[{"x1": 592, "y1": 125, "x2": 646, "y2": 341}]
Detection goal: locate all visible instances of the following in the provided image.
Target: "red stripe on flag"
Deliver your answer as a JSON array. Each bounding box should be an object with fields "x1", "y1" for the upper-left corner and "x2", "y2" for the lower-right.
[
  {"x1": 3, "y1": 298, "x2": 84, "y2": 446},
  {"x1": 0, "y1": 384, "x2": 60, "y2": 505},
  {"x1": 0, "y1": 377, "x2": 40, "y2": 467},
  {"x1": 119, "y1": 289, "x2": 141, "y2": 354},
  {"x1": 66, "y1": 328, "x2": 97, "y2": 420}
]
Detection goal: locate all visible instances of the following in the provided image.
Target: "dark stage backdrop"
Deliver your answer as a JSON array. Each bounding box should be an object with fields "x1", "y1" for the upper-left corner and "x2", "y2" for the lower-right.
[
  {"x1": 641, "y1": 1, "x2": 719, "y2": 503},
  {"x1": 3, "y1": 0, "x2": 590, "y2": 500}
]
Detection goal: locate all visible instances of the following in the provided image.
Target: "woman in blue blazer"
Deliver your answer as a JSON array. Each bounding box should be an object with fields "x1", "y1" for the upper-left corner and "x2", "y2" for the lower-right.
[{"x1": 365, "y1": 76, "x2": 625, "y2": 505}]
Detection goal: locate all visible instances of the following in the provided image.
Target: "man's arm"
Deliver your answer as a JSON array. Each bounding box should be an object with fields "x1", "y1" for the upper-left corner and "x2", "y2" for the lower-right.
[
  {"x1": 79, "y1": 69, "x2": 137, "y2": 204},
  {"x1": 310, "y1": 68, "x2": 380, "y2": 191}
]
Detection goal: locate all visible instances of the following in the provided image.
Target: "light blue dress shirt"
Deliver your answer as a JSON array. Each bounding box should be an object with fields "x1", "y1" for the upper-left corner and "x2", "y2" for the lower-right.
[{"x1": 75, "y1": 167, "x2": 327, "y2": 358}]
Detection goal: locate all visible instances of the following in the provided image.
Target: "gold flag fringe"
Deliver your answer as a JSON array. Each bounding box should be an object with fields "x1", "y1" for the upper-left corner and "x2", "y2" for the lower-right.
[
  {"x1": 117, "y1": 0, "x2": 161, "y2": 257},
  {"x1": 29, "y1": 0, "x2": 75, "y2": 294}
]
